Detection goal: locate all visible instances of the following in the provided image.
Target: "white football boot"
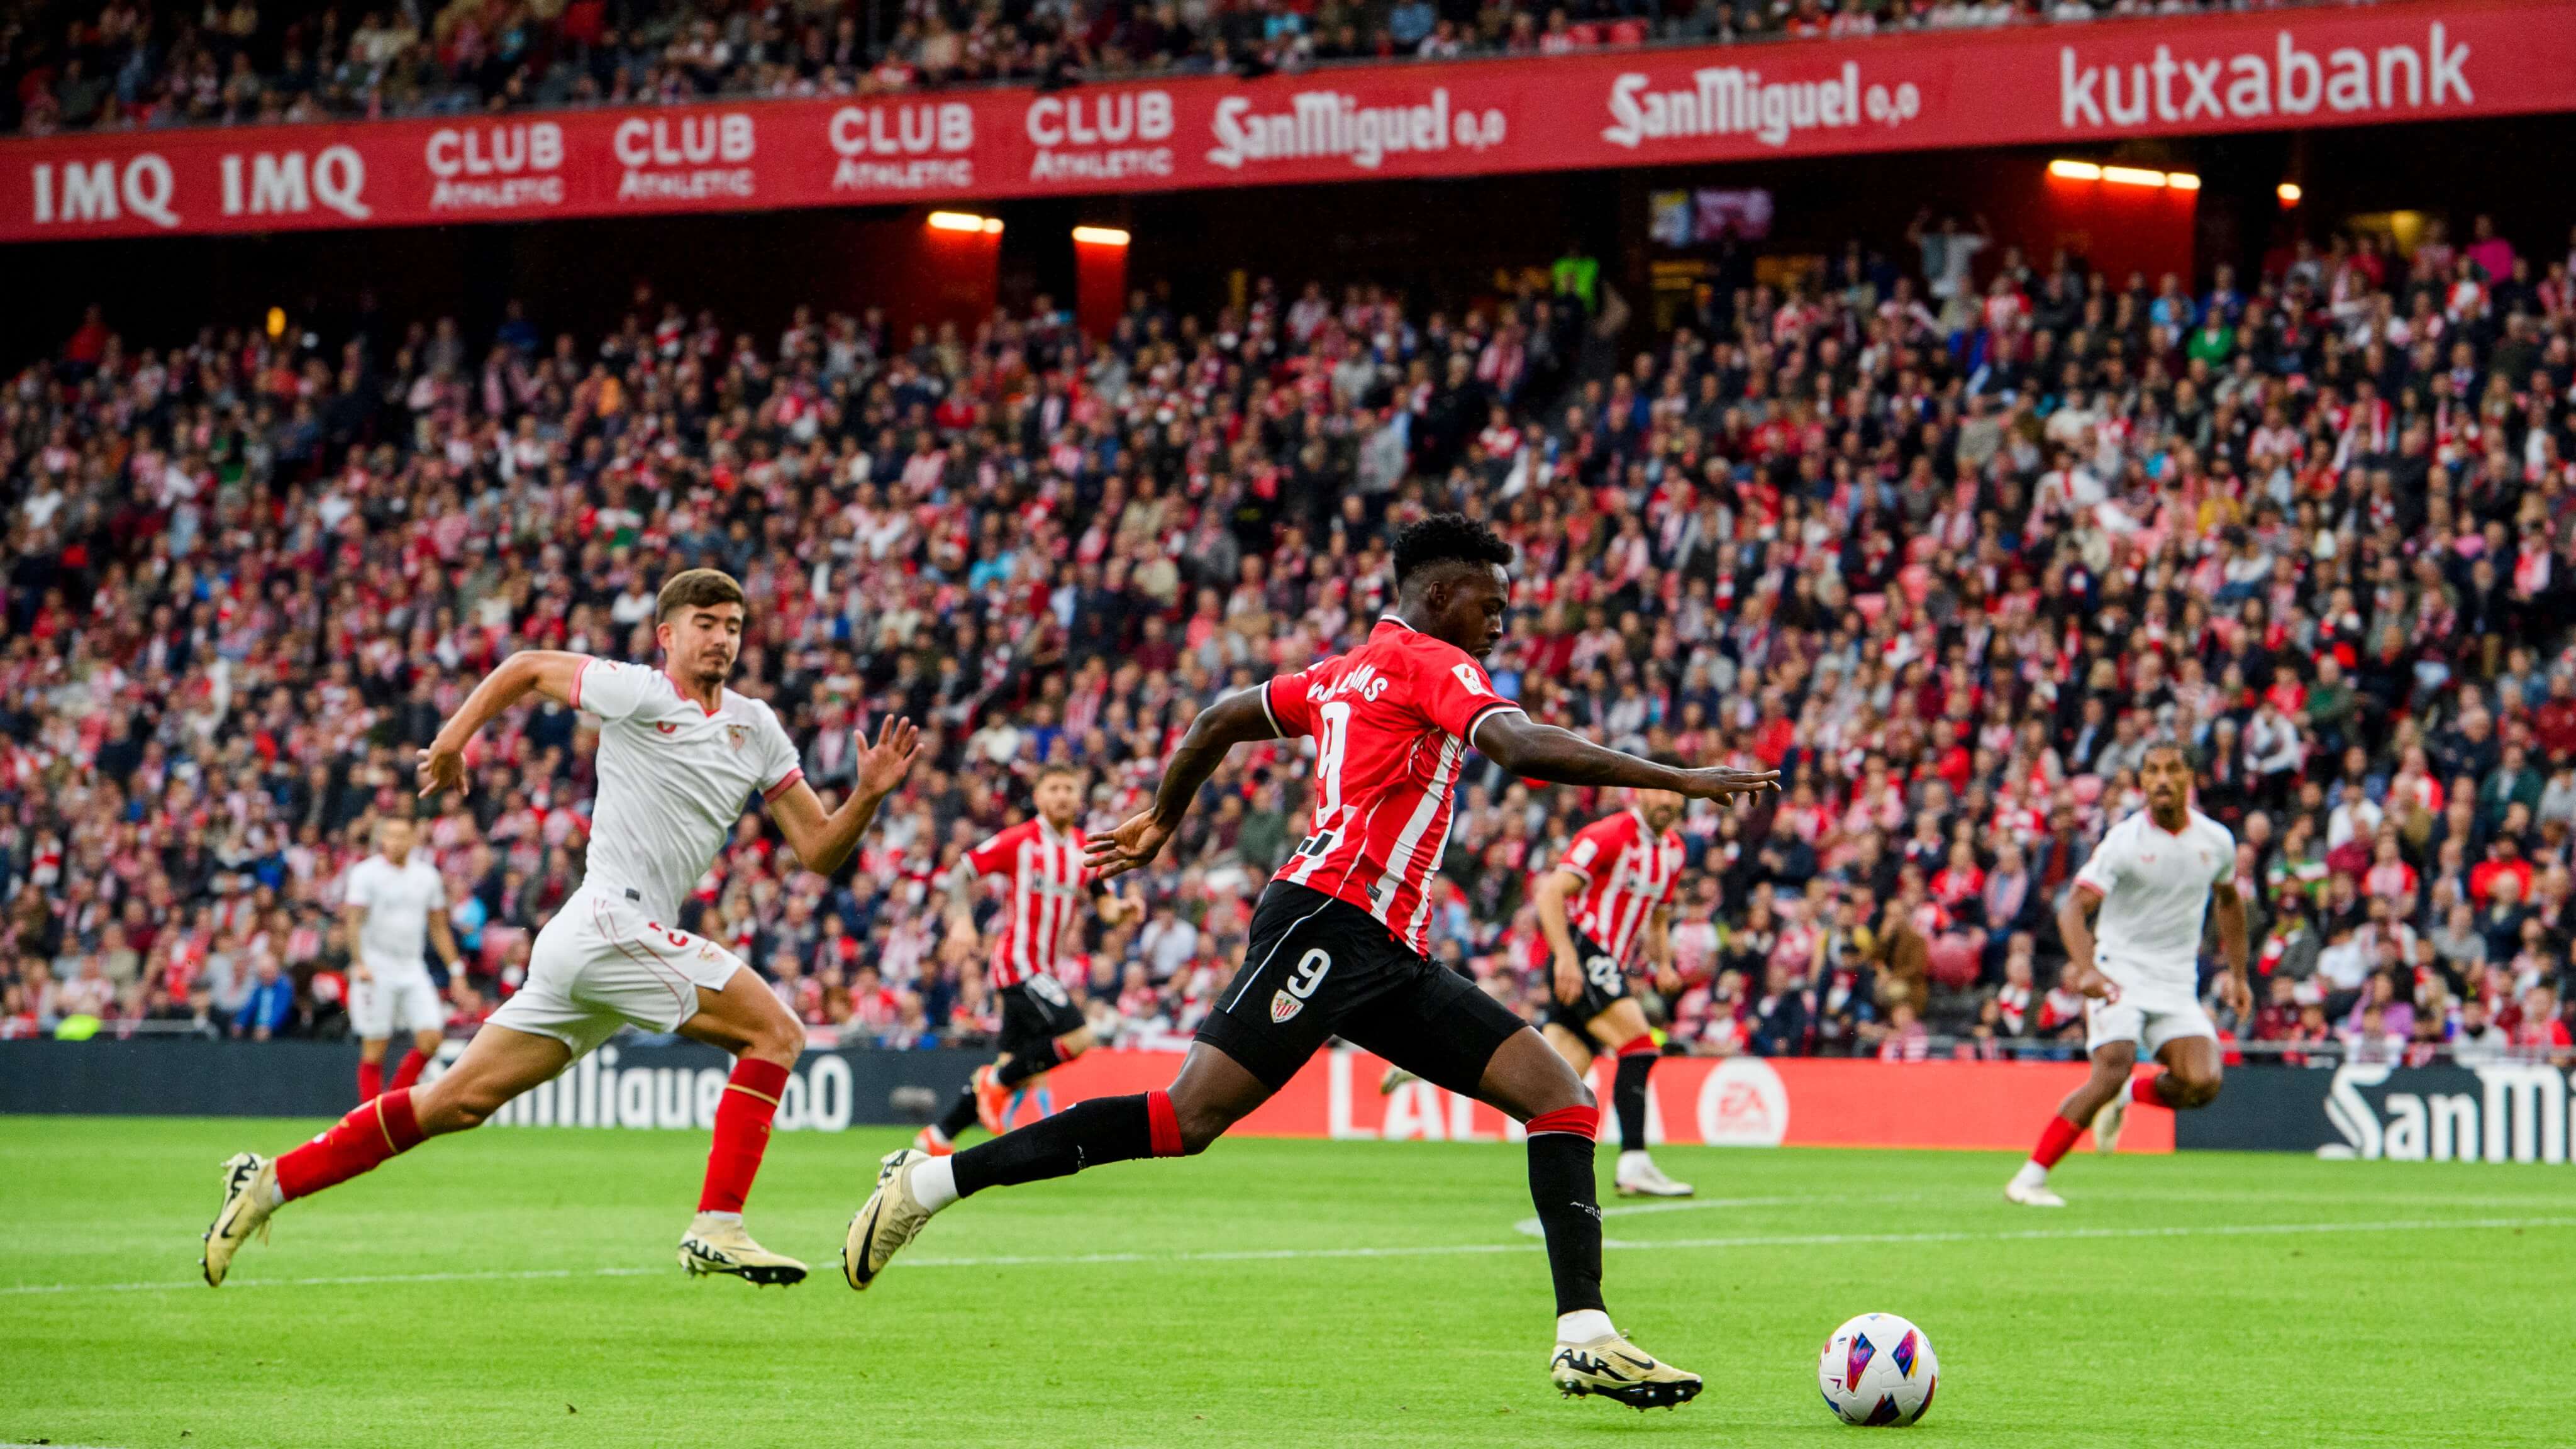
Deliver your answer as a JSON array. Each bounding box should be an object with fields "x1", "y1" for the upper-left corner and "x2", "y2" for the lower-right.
[
  {"x1": 1613, "y1": 1152, "x2": 1693, "y2": 1198},
  {"x1": 201, "y1": 1153, "x2": 279, "y2": 1287},
  {"x1": 678, "y1": 1213, "x2": 808, "y2": 1286},
  {"x1": 1551, "y1": 1328, "x2": 1703, "y2": 1410}
]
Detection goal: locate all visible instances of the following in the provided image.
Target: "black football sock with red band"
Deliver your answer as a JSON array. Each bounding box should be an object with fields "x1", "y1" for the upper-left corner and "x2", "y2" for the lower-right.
[
  {"x1": 950, "y1": 1089, "x2": 1184, "y2": 1198},
  {"x1": 1611, "y1": 1040, "x2": 1657, "y2": 1155},
  {"x1": 994, "y1": 1038, "x2": 1074, "y2": 1092},
  {"x1": 933, "y1": 1084, "x2": 981, "y2": 1140},
  {"x1": 1524, "y1": 1104, "x2": 1606, "y2": 1317}
]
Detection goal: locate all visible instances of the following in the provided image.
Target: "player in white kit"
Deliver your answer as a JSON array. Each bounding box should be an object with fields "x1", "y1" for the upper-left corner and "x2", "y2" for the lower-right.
[
  {"x1": 341, "y1": 816, "x2": 464, "y2": 1104},
  {"x1": 203, "y1": 569, "x2": 919, "y2": 1288},
  {"x1": 2007, "y1": 743, "x2": 2248, "y2": 1206}
]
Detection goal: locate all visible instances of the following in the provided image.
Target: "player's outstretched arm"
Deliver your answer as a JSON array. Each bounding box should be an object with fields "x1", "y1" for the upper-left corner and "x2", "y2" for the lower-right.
[
  {"x1": 1472, "y1": 711, "x2": 1778, "y2": 801},
  {"x1": 769, "y1": 717, "x2": 921, "y2": 877},
  {"x1": 1084, "y1": 687, "x2": 1278, "y2": 879},
  {"x1": 416, "y1": 650, "x2": 589, "y2": 797}
]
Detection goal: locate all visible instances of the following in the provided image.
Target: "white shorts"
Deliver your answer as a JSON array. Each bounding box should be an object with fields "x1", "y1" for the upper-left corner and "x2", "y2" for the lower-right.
[
  {"x1": 350, "y1": 972, "x2": 445, "y2": 1039},
  {"x1": 487, "y1": 888, "x2": 746, "y2": 1058},
  {"x1": 2084, "y1": 979, "x2": 2218, "y2": 1057}
]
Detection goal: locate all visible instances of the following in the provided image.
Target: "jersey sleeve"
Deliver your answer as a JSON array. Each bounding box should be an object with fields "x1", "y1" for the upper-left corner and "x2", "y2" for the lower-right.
[
  {"x1": 340, "y1": 862, "x2": 373, "y2": 911},
  {"x1": 962, "y1": 823, "x2": 1026, "y2": 878},
  {"x1": 1413, "y1": 644, "x2": 1521, "y2": 745},
  {"x1": 2206, "y1": 821, "x2": 2238, "y2": 886},
  {"x1": 753, "y1": 702, "x2": 805, "y2": 802},
  {"x1": 1260, "y1": 664, "x2": 1322, "y2": 740},
  {"x1": 570, "y1": 657, "x2": 655, "y2": 722},
  {"x1": 2072, "y1": 826, "x2": 2124, "y2": 897},
  {"x1": 1558, "y1": 814, "x2": 1631, "y2": 885}
]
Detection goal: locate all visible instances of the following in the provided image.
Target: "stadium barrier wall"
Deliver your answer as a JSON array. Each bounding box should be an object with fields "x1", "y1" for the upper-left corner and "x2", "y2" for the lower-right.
[
  {"x1": 3, "y1": 0, "x2": 2570, "y2": 241},
  {"x1": 1014, "y1": 1049, "x2": 2178, "y2": 1152},
  {"x1": 0, "y1": 1038, "x2": 982, "y2": 1127},
  {"x1": 2178, "y1": 1062, "x2": 2576, "y2": 1163},
  {"x1": 14, "y1": 1040, "x2": 2569, "y2": 1160}
]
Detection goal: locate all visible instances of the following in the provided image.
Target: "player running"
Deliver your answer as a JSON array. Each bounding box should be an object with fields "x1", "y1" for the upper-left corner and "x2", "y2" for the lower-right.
[
  {"x1": 843, "y1": 516, "x2": 1777, "y2": 1409},
  {"x1": 1532, "y1": 789, "x2": 1694, "y2": 1198},
  {"x1": 201, "y1": 569, "x2": 919, "y2": 1289},
  {"x1": 2006, "y1": 743, "x2": 2248, "y2": 1207},
  {"x1": 340, "y1": 816, "x2": 465, "y2": 1104},
  {"x1": 917, "y1": 763, "x2": 1137, "y2": 1156}
]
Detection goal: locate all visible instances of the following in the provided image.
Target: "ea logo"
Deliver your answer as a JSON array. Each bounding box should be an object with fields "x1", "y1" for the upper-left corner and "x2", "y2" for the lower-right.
[{"x1": 1694, "y1": 1058, "x2": 1790, "y2": 1146}]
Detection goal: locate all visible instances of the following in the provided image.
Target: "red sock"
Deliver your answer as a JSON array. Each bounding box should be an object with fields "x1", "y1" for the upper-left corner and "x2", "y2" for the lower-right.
[
  {"x1": 390, "y1": 1050, "x2": 430, "y2": 1093},
  {"x1": 2029, "y1": 1113, "x2": 2083, "y2": 1169},
  {"x1": 697, "y1": 1058, "x2": 791, "y2": 1214},
  {"x1": 2129, "y1": 1074, "x2": 2168, "y2": 1109},
  {"x1": 277, "y1": 1089, "x2": 424, "y2": 1201},
  {"x1": 356, "y1": 1060, "x2": 383, "y2": 1102}
]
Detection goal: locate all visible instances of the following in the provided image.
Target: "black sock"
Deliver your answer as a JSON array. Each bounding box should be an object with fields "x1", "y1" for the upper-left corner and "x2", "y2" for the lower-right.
[
  {"x1": 1526, "y1": 1132, "x2": 1606, "y2": 1316},
  {"x1": 1613, "y1": 1053, "x2": 1654, "y2": 1155},
  {"x1": 951, "y1": 1093, "x2": 1153, "y2": 1199},
  {"x1": 994, "y1": 1046, "x2": 1059, "y2": 1091},
  {"x1": 934, "y1": 1084, "x2": 980, "y2": 1140}
]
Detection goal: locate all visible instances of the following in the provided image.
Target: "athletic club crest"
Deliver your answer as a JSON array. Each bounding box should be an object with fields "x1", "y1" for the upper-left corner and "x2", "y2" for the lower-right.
[
  {"x1": 1269, "y1": 989, "x2": 1303, "y2": 1023},
  {"x1": 724, "y1": 723, "x2": 748, "y2": 752}
]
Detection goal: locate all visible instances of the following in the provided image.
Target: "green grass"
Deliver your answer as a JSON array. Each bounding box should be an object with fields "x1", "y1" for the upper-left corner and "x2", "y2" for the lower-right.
[{"x1": 4, "y1": 1117, "x2": 2572, "y2": 1448}]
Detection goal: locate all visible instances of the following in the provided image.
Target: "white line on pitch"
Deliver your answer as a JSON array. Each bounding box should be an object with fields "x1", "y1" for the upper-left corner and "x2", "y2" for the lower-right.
[
  {"x1": 1, "y1": 1265, "x2": 665, "y2": 1296},
  {"x1": 1511, "y1": 1192, "x2": 1930, "y2": 1238},
  {"x1": 8, "y1": 1216, "x2": 2570, "y2": 1296}
]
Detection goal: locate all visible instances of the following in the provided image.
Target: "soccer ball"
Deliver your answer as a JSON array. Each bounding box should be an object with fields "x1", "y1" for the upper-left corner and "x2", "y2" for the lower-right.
[{"x1": 1817, "y1": 1313, "x2": 1938, "y2": 1426}]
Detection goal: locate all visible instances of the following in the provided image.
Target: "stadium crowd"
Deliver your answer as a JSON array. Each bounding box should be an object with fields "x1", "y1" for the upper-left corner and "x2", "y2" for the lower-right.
[
  {"x1": 11, "y1": 0, "x2": 2303, "y2": 136},
  {"x1": 4, "y1": 204, "x2": 2576, "y2": 1071}
]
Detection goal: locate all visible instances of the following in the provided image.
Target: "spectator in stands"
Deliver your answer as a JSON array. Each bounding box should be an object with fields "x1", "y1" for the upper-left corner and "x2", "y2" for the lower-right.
[{"x1": 232, "y1": 953, "x2": 296, "y2": 1040}]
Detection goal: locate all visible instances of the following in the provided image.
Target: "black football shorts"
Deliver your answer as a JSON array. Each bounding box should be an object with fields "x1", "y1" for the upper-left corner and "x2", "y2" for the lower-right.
[{"x1": 1195, "y1": 882, "x2": 1526, "y2": 1095}]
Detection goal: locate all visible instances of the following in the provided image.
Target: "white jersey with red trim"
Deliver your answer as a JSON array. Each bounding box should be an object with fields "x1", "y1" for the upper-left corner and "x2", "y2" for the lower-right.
[
  {"x1": 960, "y1": 818, "x2": 1090, "y2": 991},
  {"x1": 2074, "y1": 806, "x2": 2234, "y2": 994},
  {"x1": 1560, "y1": 808, "x2": 1683, "y2": 967},
  {"x1": 1263, "y1": 616, "x2": 1522, "y2": 955},
  {"x1": 343, "y1": 851, "x2": 446, "y2": 982},
  {"x1": 571, "y1": 657, "x2": 803, "y2": 924}
]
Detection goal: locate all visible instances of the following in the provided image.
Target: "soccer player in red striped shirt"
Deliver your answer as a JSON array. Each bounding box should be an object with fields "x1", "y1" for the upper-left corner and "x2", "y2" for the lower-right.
[
  {"x1": 916, "y1": 763, "x2": 1137, "y2": 1155},
  {"x1": 845, "y1": 516, "x2": 1776, "y2": 1409},
  {"x1": 1533, "y1": 790, "x2": 1692, "y2": 1199}
]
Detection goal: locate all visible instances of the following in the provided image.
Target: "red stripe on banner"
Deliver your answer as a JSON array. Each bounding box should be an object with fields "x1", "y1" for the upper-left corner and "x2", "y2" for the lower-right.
[
  {"x1": 1524, "y1": 1105, "x2": 1600, "y2": 1140},
  {"x1": 0, "y1": 0, "x2": 2565, "y2": 241}
]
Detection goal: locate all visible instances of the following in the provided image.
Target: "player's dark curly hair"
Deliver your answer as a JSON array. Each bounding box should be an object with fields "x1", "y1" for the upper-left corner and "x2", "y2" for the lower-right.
[{"x1": 1391, "y1": 513, "x2": 1514, "y2": 589}]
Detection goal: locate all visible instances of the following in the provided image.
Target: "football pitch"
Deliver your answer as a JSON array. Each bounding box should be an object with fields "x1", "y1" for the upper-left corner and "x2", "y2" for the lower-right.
[{"x1": 5, "y1": 1117, "x2": 2571, "y2": 1448}]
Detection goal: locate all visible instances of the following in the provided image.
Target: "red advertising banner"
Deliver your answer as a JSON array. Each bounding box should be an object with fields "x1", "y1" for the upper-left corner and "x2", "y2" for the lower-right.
[
  {"x1": 4, "y1": 0, "x2": 2567, "y2": 243},
  {"x1": 1018, "y1": 1048, "x2": 2175, "y2": 1153}
]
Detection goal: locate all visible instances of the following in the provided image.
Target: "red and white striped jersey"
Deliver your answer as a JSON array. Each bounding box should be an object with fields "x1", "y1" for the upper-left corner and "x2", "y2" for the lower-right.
[
  {"x1": 960, "y1": 819, "x2": 1091, "y2": 990},
  {"x1": 1557, "y1": 808, "x2": 1684, "y2": 967},
  {"x1": 1263, "y1": 616, "x2": 1522, "y2": 955}
]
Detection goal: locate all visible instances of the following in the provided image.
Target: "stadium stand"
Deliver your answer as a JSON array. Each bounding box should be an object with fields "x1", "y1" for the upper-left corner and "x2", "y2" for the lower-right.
[{"x1": 3, "y1": 208, "x2": 2573, "y2": 1072}]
